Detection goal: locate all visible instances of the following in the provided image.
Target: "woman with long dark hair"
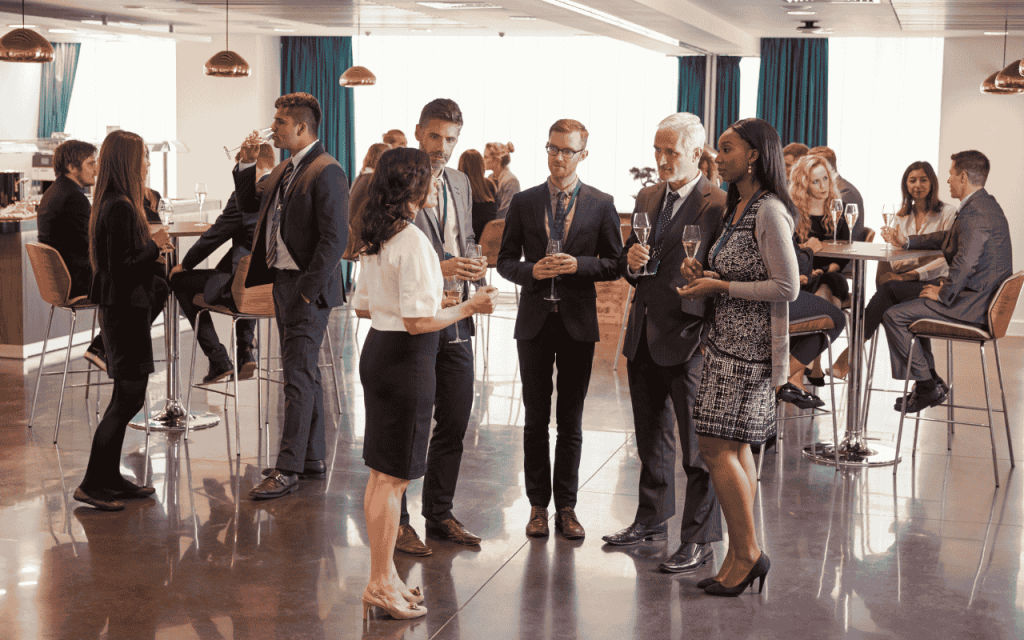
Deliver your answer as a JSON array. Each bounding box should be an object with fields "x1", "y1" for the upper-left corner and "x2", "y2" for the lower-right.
[
  {"x1": 458, "y1": 149, "x2": 498, "y2": 239},
  {"x1": 76, "y1": 130, "x2": 173, "y2": 511},
  {"x1": 352, "y1": 147, "x2": 497, "y2": 620},
  {"x1": 679, "y1": 118, "x2": 799, "y2": 596},
  {"x1": 344, "y1": 142, "x2": 392, "y2": 261}
]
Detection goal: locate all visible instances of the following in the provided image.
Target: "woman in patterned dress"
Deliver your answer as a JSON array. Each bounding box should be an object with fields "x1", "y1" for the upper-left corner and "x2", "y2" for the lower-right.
[{"x1": 679, "y1": 118, "x2": 799, "y2": 596}]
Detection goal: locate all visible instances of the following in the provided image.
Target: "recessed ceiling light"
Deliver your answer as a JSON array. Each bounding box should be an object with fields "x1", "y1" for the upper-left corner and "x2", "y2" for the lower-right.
[
  {"x1": 540, "y1": 0, "x2": 680, "y2": 47},
  {"x1": 787, "y1": 10, "x2": 816, "y2": 16},
  {"x1": 984, "y1": 31, "x2": 1009, "y2": 36},
  {"x1": 81, "y1": 20, "x2": 104, "y2": 25},
  {"x1": 7, "y1": 24, "x2": 36, "y2": 28},
  {"x1": 273, "y1": 28, "x2": 296, "y2": 32},
  {"x1": 410, "y1": 28, "x2": 433, "y2": 32},
  {"x1": 416, "y1": 2, "x2": 502, "y2": 9},
  {"x1": 509, "y1": 16, "x2": 537, "y2": 20},
  {"x1": 48, "y1": 29, "x2": 77, "y2": 33}
]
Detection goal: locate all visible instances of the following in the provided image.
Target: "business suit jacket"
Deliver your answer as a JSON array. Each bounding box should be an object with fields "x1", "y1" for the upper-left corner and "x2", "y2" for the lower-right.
[
  {"x1": 90, "y1": 196, "x2": 163, "y2": 309},
  {"x1": 497, "y1": 181, "x2": 623, "y2": 342},
  {"x1": 620, "y1": 175, "x2": 727, "y2": 366},
  {"x1": 235, "y1": 140, "x2": 349, "y2": 307},
  {"x1": 412, "y1": 166, "x2": 475, "y2": 261},
  {"x1": 37, "y1": 175, "x2": 92, "y2": 297},
  {"x1": 907, "y1": 188, "x2": 1012, "y2": 325},
  {"x1": 180, "y1": 190, "x2": 259, "y2": 307}
]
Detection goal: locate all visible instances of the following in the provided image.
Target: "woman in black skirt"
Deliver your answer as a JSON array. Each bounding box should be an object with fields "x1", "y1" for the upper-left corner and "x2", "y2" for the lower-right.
[
  {"x1": 76, "y1": 130, "x2": 173, "y2": 511},
  {"x1": 352, "y1": 148, "x2": 497, "y2": 620}
]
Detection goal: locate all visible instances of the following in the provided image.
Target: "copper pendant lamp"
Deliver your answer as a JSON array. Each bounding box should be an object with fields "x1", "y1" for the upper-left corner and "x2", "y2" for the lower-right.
[
  {"x1": 995, "y1": 59, "x2": 1024, "y2": 91},
  {"x1": 0, "y1": 0, "x2": 55, "y2": 63},
  {"x1": 981, "y1": 19, "x2": 1023, "y2": 95},
  {"x1": 339, "y1": 29, "x2": 375, "y2": 86},
  {"x1": 205, "y1": 0, "x2": 250, "y2": 77}
]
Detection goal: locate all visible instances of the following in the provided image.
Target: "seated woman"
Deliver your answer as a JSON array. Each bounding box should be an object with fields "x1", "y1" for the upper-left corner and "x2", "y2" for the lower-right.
[
  {"x1": 790, "y1": 153, "x2": 851, "y2": 308},
  {"x1": 344, "y1": 142, "x2": 391, "y2": 262},
  {"x1": 353, "y1": 147, "x2": 497, "y2": 620},
  {"x1": 458, "y1": 149, "x2": 498, "y2": 240},
  {"x1": 829, "y1": 160, "x2": 957, "y2": 380}
]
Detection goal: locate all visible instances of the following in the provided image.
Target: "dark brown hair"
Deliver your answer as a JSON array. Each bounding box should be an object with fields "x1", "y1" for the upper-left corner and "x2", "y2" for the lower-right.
[
  {"x1": 89, "y1": 130, "x2": 148, "y2": 271},
  {"x1": 53, "y1": 140, "x2": 97, "y2": 177},
  {"x1": 362, "y1": 148, "x2": 433, "y2": 255},
  {"x1": 275, "y1": 92, "x2": 322, "y2": 134},
  {"x1": 951, "y1": 150, "x2": 990, "y2": 186},
  {"x1": 418, "y1": 98, "x2": 463, "y2": 128},
  {"x1": 783, "y1": 142, "x2": 809, "y2": 159},
  {"x1": 808, "y1": 145, "x2": 838, "y2": 172},
  {"x1": 898, "y1": 161, "x2": 945, "y2": 217},
  {"x1": 383, "y1": 129, "x2": 406, "y2": 146},
  {"x1": 361, "y1": 143, "x2": 391, "y2": 172},
  {"x1": 458, "y1": 150, "x2": 496, "y2": 204}
]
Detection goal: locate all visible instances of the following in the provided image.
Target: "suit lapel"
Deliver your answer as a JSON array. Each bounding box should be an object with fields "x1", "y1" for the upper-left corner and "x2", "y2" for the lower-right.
[
  {"x1": 654, "y1": 176, "x2": 710, "y2": 252},
  {"x1": 254, "y1": 162, "x2": 290, "y2": 248},
  {"x1": 562, "y1": 183, "x2": 589, "y2": 252}
]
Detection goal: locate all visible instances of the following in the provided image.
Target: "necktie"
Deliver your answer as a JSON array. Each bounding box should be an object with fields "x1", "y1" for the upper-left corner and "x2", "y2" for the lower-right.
[
  {"x1": 266, "y1": 161, "x2": 295, "y2": 267},
  {"x1": 552, "y1": 192, "x2": 568, "y2": 243},
  {"x1": 652, "y1": 190, "x2": 679, "y2": 256}
]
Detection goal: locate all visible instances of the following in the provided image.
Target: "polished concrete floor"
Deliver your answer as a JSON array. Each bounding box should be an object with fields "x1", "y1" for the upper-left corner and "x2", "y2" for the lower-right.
[{"x1": 1, "y1": 285, "x2": 1023, "y2": 640}]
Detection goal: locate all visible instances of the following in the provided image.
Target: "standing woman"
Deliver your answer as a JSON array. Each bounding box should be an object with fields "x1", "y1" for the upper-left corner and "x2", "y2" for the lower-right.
[
  {"x1": 483, "y1": 141, "x2": 520, "y2": 220},
  {"x1": 353, "y1": 148, "x2": 497, "y2": 620},
  {"x1": 457, "y1": 149, "x2": 498, "y2": 240},
  {"x1": 679, "y1": 118, "x2": 799, "y2": 596},
  {"x1": 77, "y1": 130, "x2": 173, "y2": 511}
]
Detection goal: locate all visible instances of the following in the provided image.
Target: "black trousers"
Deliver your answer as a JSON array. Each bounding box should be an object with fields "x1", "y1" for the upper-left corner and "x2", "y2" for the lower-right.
[
  {"x1": 81, "y1": 377, "x2": 147, "y2": 492},
  {"x1": 789, "y1": 290, "x2": 846, "y2": 365},
  {"x1": 626, "y1": 326, "x2": 722, "y2": 542},
  {"x1": 400, "y1": 317, "x2": 475, "y2": 525},
  {"x1": 172, "y1": 269, "x2": 255, "y2": 365},
  {"x1": 271, "y1": 270, "x2": 330, "y2": 474},
  {"x1": 517, "y1": 311, "x2": 595, "y2": 510}
]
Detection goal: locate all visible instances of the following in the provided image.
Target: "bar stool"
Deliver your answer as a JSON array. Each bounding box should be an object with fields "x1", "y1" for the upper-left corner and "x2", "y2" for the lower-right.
[
  {"x1": 893, "y1": 271, "x2": 1022, "y2": 486},
  {"x1": 25, "y1": 242, "x2": 111, "y2": 443}
]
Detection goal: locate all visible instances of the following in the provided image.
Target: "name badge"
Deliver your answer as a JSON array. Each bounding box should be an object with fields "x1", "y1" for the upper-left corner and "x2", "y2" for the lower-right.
[{"x1": 444, "y1": 251, "x2": 454, "y2": 261}]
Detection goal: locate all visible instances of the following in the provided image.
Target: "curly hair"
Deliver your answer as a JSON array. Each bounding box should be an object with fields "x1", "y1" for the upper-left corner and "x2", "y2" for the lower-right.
[
  {"x1": 898, "y1": 161, "x2": 944, "y2": 217},
  {"x1": 362, "y1": 148, "x2": 433, "y2": 256},
  {"x1": 789, "y1": 153, "x2": 841, "y2": 242}
]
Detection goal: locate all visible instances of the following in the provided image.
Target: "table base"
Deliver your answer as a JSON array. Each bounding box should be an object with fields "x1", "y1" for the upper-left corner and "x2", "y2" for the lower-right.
[
  {"x1": 129, "y1": 409, "x2": 219, "y2": 433},
  {"x1": 802, "y1": 441, "x2": 901, "y2": 467}
]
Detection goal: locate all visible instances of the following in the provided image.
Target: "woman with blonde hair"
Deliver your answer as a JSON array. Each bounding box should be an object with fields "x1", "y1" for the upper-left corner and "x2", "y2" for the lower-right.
[
  {"x1": 789, "y1": 153, "x2": 850, "y2": 306},
  {"x1": 483, "y1": 141, "x2": 520, "y2": 220}
]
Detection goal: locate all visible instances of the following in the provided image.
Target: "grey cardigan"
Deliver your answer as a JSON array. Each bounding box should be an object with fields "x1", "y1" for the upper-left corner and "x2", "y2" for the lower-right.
[{"x1": 725, "y1": 194, "x2": 800, "y2": 386}]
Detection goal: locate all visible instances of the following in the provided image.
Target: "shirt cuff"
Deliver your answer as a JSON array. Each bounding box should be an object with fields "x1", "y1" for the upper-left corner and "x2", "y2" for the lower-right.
[{"x1": 236, "y1": 161, "x2": 256, "y2": 171}]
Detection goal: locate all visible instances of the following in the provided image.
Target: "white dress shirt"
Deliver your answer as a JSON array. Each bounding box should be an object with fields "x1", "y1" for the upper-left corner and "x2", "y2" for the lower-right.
[{"x1": 892, "y1": 203, "x2": 957, "y2": 280}]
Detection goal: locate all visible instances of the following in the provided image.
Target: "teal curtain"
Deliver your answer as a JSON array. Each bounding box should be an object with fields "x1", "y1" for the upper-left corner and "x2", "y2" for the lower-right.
[
  {"x1": 37, "y1": 42, "x2": 81, "y2": 138},
  {"x1": 677, "y1": 56, "x2": 706, "y2": 120},
  {"x1": 714, "y1": 56, "x2": 741, "y2": 142},
  {"x1": 756, "y1": 38, "x2": 828, "y2": 148},
  {"x1": 279, "y1": 36, "x2": 356, "y2": 180}
]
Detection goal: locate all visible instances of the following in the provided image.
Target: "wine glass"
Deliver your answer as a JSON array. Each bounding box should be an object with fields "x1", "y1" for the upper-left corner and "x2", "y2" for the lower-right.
[
  {"x1": 158, "y1": 198, "x2": 173, "y2": 226},
  {"x1": 829, "y1": 200, "x2": 843, "y2": 245},
  {"x1": 632, "y1": 211, "x2": 652, "y2": 275},
  {"x1": 544, "y1": 239, "x2": 561, "y2": 302},
  {"x1": 195, "y1": 183, "x2": 208, "y2": 222},
  {"x1": 443, "y1": 277, "x2": 468, "y2": 344},
  {"x1": 465, "y1": 243, "x2": 486, "y2": 288},
  {"x1": 224, "y1": 126, "x2": 274, "y2": 160},
  {"x1": 844, "y1": 203, "x2": 858, "y2": 244},
  {"x1": 881, "y1": 204, "x2": 896, "y2": 253},
  {"x1": 681, "y1": 225, "x2": 701, "y2": 260}
]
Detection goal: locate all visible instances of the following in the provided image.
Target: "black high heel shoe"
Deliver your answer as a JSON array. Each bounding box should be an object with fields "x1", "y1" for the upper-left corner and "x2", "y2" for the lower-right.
[
  {"x1": 695, "y1": 577, "x2": 719, "y2": 589},
  {"x1": 703, "y1": 553, "x2": 770, "y2": 597}
]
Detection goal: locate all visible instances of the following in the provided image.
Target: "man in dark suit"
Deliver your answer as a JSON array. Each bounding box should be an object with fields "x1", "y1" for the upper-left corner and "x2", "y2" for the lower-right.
[
  {"x1": 882, "y1": 150, "x2": 1012, "y2": 412},
  {"x1": 36, "y1": 140, "x2": 105, "y2": 368},
  {"x1": 497, "y1": 118, "x2": 623, "y2": 541},
  {"x1": 602, "y1": 113, "x2": 726, "y2": 574},
  {"x1": 234, "y1": 92, "x2": 349, "y2": 500},
  {"x1": 810, "y1": 146, "x2": 865, "y2": 239},
  {"x1": 169, "y1": 144, "x2": 274, "y2": 383},
  {"x1": 393, "y1": 99, "x2": 488, "y2": 557}
]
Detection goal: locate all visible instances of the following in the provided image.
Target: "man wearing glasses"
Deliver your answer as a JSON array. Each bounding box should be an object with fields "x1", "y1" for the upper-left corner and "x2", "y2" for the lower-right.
[{"x1": 497, "y1": 119, "x2": 623, "y2": 540}]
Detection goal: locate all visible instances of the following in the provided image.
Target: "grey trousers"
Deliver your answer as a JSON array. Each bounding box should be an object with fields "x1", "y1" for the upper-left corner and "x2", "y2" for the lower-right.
[{"x1": 882, "y1": 298, "x2": 966, "y2": 381}]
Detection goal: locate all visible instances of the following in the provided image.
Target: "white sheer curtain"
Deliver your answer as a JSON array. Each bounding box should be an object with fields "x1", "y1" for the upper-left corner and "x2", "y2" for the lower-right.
[{"x1": 352, "y1": 35, "x2": 677, "y2": 209}]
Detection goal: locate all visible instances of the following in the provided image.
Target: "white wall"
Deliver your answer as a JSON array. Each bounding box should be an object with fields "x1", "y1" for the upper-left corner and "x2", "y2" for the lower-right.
[
  {"x1": 0, "y1": 63, "x2": 41, "y2": 140},
  {"x1": 175, "y1": 35, "x2": 280, "y2": 205},
  {"x1": 938, "y1": 37, "x2": 1024, "y2": 333}
]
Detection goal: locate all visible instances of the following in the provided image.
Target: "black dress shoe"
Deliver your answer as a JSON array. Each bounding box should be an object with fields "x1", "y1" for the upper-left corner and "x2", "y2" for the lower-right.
[
  {"x1": 659, "y1": 542, "x2": 714, "y2": 573},
  {"x1": 262, "y1": 459, "x2": 326, "y2": 479},
  {"x1": 395, "y1": 524, "x2": 433, "y2": 556},
  {"x1": 74, "y1": 487, "x2": 124, "y2": 511},
  {"x1": 806, "y1": 375, "x2": 826, "y2": 387},
  {"x1": 426, "y1": 516, "x2": 481, "y2": 546},
  {"x1": 203, "y1": 360, "x2": 234, "y2": 384},
  {"x1": 601, "y1": 522, "x2": 668, "y2": 546},
  {"x1": 895, "y1": 378, "x2": 949, "y2": 410},
  {"x1": 776, "y1": 383, "x2": 825, "y2": 410},
  {"x1": 895, "y1": 383, "x2": 947, "y2": 414},
  {"x1": 249, "y1": 469, "x2": 298, "y2": 500}
]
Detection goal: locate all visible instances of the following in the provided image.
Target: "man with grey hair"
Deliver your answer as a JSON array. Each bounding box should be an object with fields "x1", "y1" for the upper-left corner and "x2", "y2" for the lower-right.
[{"x1": 602, "y1": 113, "x2": 727, "y2": 575}]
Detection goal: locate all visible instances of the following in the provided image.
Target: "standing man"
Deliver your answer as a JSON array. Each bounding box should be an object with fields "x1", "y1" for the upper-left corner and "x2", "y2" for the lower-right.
[
  {"x1": 882, "y1": 150, "x2": 1012, "y2": 412},
  {"x1": 603, "y1": 113, "x2": 726, "y2": 574},
  {"x1": 37, "y1": 140, "x2": 106, "y2": 369},
  {"x1": 235, "y1": 92, "x2": 349, "y2": 500},
  {"x1": 394, "y1": 98, "x2": 488, "y2": 556},
  {"x1": 497, "y1": 119, "x2": 622, "y2": 540}
]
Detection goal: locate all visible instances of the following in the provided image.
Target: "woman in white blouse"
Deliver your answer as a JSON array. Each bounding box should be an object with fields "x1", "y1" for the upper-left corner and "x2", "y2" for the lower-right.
[
  {"x1": 353, "y1": 148, "x2": 497, "y2": 620},
  {"x1": 829, "y1": 160, "x2": 957, "y2": 379}
]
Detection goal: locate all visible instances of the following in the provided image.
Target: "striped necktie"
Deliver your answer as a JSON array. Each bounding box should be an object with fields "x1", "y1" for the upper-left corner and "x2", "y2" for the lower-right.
[
  {"x1": 552, "y1": 192, "x2": 568, "y2": 243},
  {"x1": 265, "y1": 161, "x2": 295, "y2": 267}
]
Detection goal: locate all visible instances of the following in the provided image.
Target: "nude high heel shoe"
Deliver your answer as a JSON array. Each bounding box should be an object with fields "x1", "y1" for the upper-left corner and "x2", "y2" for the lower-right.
[{"x1": 362, "y1": 590, "x2": 428, "y2": 620}]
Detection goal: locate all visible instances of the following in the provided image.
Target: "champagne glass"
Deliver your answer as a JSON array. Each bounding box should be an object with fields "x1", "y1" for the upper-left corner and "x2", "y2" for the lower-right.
[
  {"x1": 829, "y1": 200, "x2": 843, "y2": 245},
  {"x1": 465, "y1": 243, "x2": 486, "y2": 288},
  {"x1": 844, "y1": 203, "x2": 858, "y2": 244},
  {"x1": 158, "y1": 198, "x2": 173, "y2": 226},
  {"x1": 444, "y1": 277, "x2": 468, "y2": 344},
  {"x1": 681, "y1": 225, "x2": 701, "y2": 260},
  {"x1": 195, "y1": 183, "x2": 207, "y2": 222},
  {"x1": 632, "y1": 211, "x2": 652, "y2": 276},
  {"x1": 224, "y1": 126, "x2": 274, "y2": 160},
  {"x1": 544, "y1": 239, "x2": 561, "y2": 302},
  {"x1": 881, "y1": 204, "x2": 896, "y2": 253}
]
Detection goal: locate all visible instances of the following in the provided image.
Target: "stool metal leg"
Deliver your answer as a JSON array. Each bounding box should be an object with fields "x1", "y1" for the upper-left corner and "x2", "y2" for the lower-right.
[
  {"x1": 893, "y1": 336, "x2": 918, "y2": 476},
  {"x1": 184, "y1": 309, "x2": 204, "y2": 441},
  {"x1": 53, "y1": 310, "x2": 79, "y2": 444},
  {"x1": 826, "y1": 339, "x2": 840, "y2": 468},
  {"x1": 947, "y1": 341, "x2": 955, "y2": 444},
  {"x1": 861, "y1": 337, "x2": 880, "y2": 429},
  {"x1": 255, "y1": 319, "x2": 264, "y2": 468},
  {"x1": 230, "y1": 318, "x2": 241, "y2": 458},
  {"x1": 29, "y1": 305, "x2": 55, "y2": 429},
  {"x1": 992, "y1": 341, "x2": 1016, "y2": 467},
  {"x1": 613, "y1": 288, "x2": 634, "y2": 372},
  {"x1": 979, "y1": 344, "x2": 1000, "y2": 487}
]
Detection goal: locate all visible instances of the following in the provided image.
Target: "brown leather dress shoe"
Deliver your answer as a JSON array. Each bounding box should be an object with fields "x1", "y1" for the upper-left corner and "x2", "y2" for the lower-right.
[
  {"x1": 426, "y1": 516, "x2": 481, "y2": 546},
  {"x1": 526, "y1": 506, "x2": 549, "y2": 538},
  {"x1": 249, "y1": 469, "x2": 298, "y2": 500},
  {"x1": 555, "y1": 507, "x2": 585, "y2": 540},
  {"x1": 395, "y1": 524, "x2": 432, "y2": 557}
]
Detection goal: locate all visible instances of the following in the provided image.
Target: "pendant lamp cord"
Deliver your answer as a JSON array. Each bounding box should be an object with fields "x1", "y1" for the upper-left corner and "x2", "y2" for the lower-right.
[
  {"x1": 1002, "y1": 19, "x2": 1008, "y2": 67},
  {"x1": 226, "y1": 0, "x2": 230, "y2": 50}
]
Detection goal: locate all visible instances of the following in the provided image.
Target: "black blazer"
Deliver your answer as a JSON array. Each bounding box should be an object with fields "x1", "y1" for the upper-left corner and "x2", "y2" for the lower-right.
[
  {"x1": 497, "y1": 181, "x2": 623, "y2": 342},
  {"x1": 37, "y1": 175, "x2": 92, "y2": 297},
  {"x1": 180, "y1": 189, "x2": 260, "y2": 307},
  {"x1": 235, "y1": 141, "x2": 350, "y2": 307},
  {"x1": 620, "y1": 175, "x2": 727, "y2": 366},
  {"x1": 89, "y1": 195, "x2": 163, "y2": 308}
]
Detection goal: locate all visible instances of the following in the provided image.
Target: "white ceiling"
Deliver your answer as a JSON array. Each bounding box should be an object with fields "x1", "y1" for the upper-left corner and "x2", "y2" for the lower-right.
[{"x1": 1, "y1": 0, "x2": 1023, "y2": 56}]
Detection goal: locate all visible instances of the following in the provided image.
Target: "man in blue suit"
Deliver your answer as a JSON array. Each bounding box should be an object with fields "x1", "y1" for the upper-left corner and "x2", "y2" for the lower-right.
[
  {"x1": 233, "y1": 92, "x2": 349, "y2": 500},
  {"x1": 882, "y1": 150, "x2": 1012, "y2": 412},
  {"x1": 497, "y1": 118, "x2": 623, "y2": 540},
  {"x1": 169, "y1": 144, "x2": 274, "y2": 383}
]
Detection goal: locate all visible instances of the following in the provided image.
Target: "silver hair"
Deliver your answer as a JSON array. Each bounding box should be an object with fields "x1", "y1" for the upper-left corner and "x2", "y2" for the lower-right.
[{"x1": 656, "y1": 113, "x2": 706, "y2": 156}]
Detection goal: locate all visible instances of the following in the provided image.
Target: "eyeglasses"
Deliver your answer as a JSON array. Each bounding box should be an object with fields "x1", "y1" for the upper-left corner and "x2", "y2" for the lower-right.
[{"x1": 545, "y1": 144, "x2": 583, "y2": 159}]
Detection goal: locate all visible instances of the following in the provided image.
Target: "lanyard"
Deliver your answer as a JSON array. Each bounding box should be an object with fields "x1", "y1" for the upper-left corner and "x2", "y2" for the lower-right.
[
  {"x1": 545, "y1": 181, "x2": 581, "y2": 239},
  {"x1": 709, "y1": 189, "x2": 766, "y2": 266}
]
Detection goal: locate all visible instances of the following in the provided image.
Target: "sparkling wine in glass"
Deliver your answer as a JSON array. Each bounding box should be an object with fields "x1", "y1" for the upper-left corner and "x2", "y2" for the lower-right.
[
  {"x1": 224, "y1": 126, "x2": 274, "y2": 160},
  {"x1": 632, "y1": 211, "x2": 652, "y2": 275},
  {"x1": 844, "y1": 204, "x2": 858, "y2": 244},
  {"x1": 681, "y1": 225, "x2": 701, "y2": 260},
  {"x1": 444, "y1": 277, "x2": 468, "y2": 344},
  {"x1": 158, "y1": 198, "x2": 173, "y2": 226},
  {"x1": 195, "y1": 183, "x2": 208, "y2": 222},
  {"x1": 881, "y1": 204, "x2": 896, "y2": 252},
  {"x1": 829, "y1": 200, "x2": 843, "y2": 245},
  {"x1": 545, "y1": 239, "x2": 561, "y2": 302},
  {"x1": 465, "y1": 243, "x2": 486, "y2": 288}
]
